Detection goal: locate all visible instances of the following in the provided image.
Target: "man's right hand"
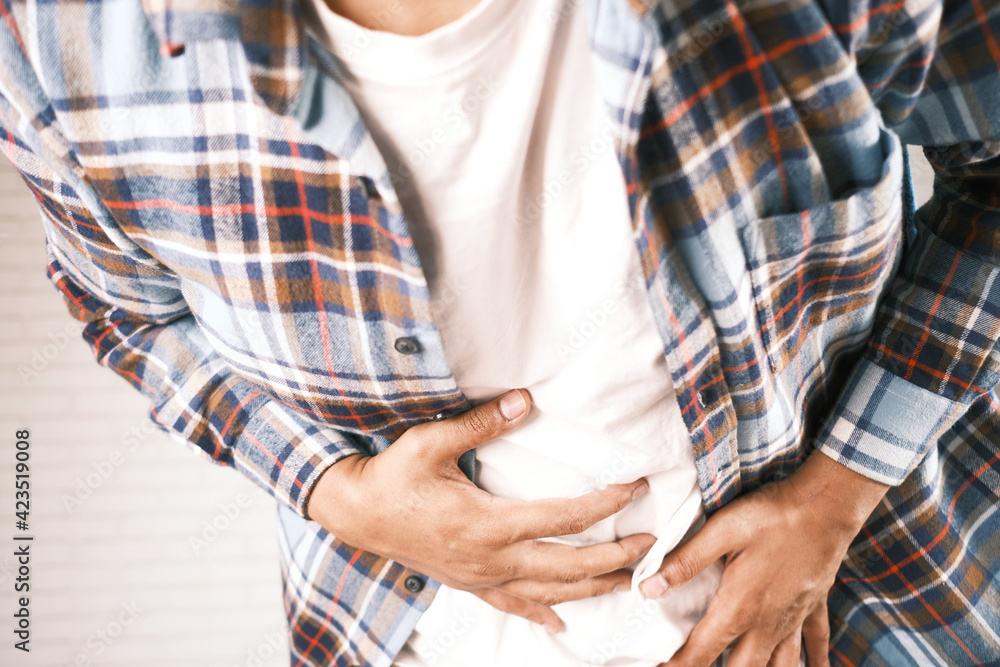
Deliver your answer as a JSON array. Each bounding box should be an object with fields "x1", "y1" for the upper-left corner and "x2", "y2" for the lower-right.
[{"x1": 306, "y1": 388, "x2": 656, "y2": 633}]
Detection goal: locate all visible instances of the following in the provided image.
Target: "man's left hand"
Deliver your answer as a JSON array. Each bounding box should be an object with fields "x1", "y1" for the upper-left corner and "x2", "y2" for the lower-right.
[{"x1": 642, "y1": 450, "x2": 891, "y2": 667}]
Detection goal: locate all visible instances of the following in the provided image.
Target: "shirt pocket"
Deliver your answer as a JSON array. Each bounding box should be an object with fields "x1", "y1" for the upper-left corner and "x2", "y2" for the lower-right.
[{"x1": 737, "y1": 127, "x2": 906, "y2": 375}]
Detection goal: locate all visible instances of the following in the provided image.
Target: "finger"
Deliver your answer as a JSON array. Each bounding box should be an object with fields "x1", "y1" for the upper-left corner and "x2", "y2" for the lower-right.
[
  {"x1": 508, "y1": 532, "x2": 656, "y2": 582},
  {"x1": 413, "y1": 389, "x2": 533, "y2": 461},
  {"x1": 767, "y1": 629, "x2": 802, "y2": 667},
  {"x1": 801, "y1": 602, "x2": 830, "y2": 667},
  {"x1": 471, "y1": 587, "x2": 565, "y2": 634},
  {"x1": 726, "y1": 633, "x2": 777, "y2": 667},
  {"x1": 496, "y1": 478, "x2": 650, "y2": 543},
  {"x1": 663, "y1": 604, "x2": 740, "y2": 667},
  {"x1": 495, "y1": 569, "x2": 634, "y2": 606},
  {"x1": 640, "y1": 515, "x2": 733, "y2": 599}
]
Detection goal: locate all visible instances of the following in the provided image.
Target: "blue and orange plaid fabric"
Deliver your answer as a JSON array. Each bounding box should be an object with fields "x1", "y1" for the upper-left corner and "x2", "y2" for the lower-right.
[{"x1": 1, "y1": 0, "x2": 998, "y2": 664}]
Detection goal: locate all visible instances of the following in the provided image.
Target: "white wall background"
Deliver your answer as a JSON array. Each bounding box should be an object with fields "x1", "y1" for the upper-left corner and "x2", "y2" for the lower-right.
[
  {"x1": 0, "y1": 147, "x2": 936, "y2": 666},
  {"x1": 0, "y1": 155, "x2": 286, "y2": 667}
]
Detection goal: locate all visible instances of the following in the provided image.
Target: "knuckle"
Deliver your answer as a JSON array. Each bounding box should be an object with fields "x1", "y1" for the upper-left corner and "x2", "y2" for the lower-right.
[
  {"x1": 464, "y1": 558, "x2": 505, "y2": 585},
  {"x1": 617, "y1": 543, "x2": 636, "y2": 569},
  {"x1": 670, "y1": 550, "x2": 702, "y2": 583},
  {"x1": 533, "y1": 591, "x2": 560, "y2": 607},
  {"x1": 730, "y1": 604, "x2": 759, "y2": 632},
  {"x1": 470, "y1": 516, "x2": 510, "y2": 548},
  {"x1": 772, "y1": 606, "x2": 800, "y2": 636},
  {"x1": 475, "y1": 525, "x2": 509, "y2": 548},
  {"x1": 564, "y1": 513, "x2": 591, "y2": 535},
  {"x1": 461, "y1": 409, "x2": 495, "y2": 437},
  {"x1": 611, "y1": 486, "x2": 633, "y2": 513},
  {"x1": 562, "y1": 566, "x2": 588, "y2": 584},
  {"x1": 400, "y1": 426, "x2": 431, "y2": 454},
  {"x1": 592, "y1": 578, "x2": 615, "y2": 597}
]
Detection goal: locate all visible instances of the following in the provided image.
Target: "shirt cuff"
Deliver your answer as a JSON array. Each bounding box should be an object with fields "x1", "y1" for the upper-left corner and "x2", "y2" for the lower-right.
[
  {"x1": 816, "y1": 359, "x2": 966, "y2": 485},
  {"x1": 234, "y1": 400, "x2": 367, "y2": 518}
]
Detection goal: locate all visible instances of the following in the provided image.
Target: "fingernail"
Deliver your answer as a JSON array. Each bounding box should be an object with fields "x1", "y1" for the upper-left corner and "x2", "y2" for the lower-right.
[
  {"x1": 612, "y1": 582, "x2": 630, "y2": 594},
  {"x1": 544, "y1": 622, "x2": 561, "y2": 635},
  {"x1": 499, "y1": 390, "x2": 526, "y2": 420},
  {"x1": 639, "y1": 574, "x2": 669, "y2": 599},
  {"x1": 631, "y1": 481, "x2": 649, "y2": 500}
]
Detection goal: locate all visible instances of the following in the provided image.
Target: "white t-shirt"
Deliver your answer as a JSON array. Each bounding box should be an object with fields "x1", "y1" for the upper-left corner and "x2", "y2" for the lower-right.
[{"x1": 301, "y1": 0, "x2": 724, "y2": 664}]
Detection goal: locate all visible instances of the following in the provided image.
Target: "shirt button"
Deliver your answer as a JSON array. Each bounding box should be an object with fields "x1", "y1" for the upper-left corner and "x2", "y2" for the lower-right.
[
  {"x1": 404, "y1": 575, "x2": 425, "y2": 593},
  {"x1": 359, "y1": 176, "x2": 379, "y2": 199},
  {"x1": 161, "y1": 42, "x2": 185, "y2": 57},
  {"x1": 433, "y1": 412, "x2": 448, "y2": 421},
  {"x1": 394, "y1": 336, "x2": 421, "y2": 355},
  {"x1": 697, "y1": 390, "x2": 707, "y2": 408}
]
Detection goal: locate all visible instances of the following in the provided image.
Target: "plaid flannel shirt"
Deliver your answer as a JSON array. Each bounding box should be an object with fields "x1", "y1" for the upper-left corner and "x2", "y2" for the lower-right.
[{"x1": 1, "y1": 0, "x2": 998, "y2": 664}]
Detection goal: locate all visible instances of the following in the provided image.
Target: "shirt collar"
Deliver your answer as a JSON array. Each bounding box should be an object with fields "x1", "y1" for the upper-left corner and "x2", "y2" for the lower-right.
[
  {"x1": 139, "y1": 0, "x2": 657, "y2": 146},
  {"x1": 140, "y1": 0, "x2": 655, "y2": 49},
  {"x1": 141, "y1": 0, "x2": 308, "y2": 116}
]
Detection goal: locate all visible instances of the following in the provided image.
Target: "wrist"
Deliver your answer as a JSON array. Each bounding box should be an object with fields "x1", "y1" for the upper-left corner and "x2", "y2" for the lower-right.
[
  {"x1": 786, "y1": 449, "x2": 890, "y2": 538},
  {"x1": 303, "y1": 452, "x2": 370, "y2": 530}
]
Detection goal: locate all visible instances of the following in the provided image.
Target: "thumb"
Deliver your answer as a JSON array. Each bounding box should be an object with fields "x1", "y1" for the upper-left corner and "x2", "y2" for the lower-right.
[
  {"x1": 472, "y1": 587, "x2": 565, "y2": 635},
  {"x1": 639, "y1": 516, "x2": 728, "y2": 599},
  {"x1": 425, "y1": 389, "x2": 532, "y2": 461}
]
